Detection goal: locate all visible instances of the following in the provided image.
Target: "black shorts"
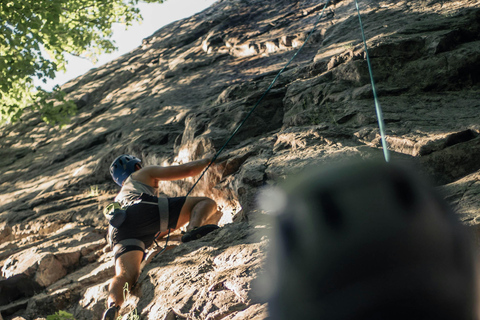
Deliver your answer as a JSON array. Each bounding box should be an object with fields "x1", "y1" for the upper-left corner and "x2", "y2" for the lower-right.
[{"x1": 109, "y1": 194, "x2": 186, "y2": 260}]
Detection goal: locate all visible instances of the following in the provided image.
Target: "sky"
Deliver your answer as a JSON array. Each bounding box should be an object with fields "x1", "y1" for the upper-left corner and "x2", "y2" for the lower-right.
[{"x1": 36, "y1": 0, "x2": 217, "y2": 91}]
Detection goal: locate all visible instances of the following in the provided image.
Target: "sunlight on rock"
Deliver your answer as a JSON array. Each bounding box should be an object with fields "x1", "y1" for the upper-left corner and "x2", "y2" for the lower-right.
[
  {"x1": 178, "y1": 73, "x2": 203, "y2": 85},
  {"x1": 54, "y1": 223, "x2": 76, "y2": 233},
  {"x1": 215, "y1": 198, "x2": 240, "y2": 225},
  {"x1": 1, "y1": 0, "x2": 479, "y2": 318},
  {"x1": 79, "y1": 281, "x2": 109, "y2": 308},
  {"x1": 157, "y1": 180, "x2": 184, "y2": 197},
  {"x1": 175, "y1": 147, "x2": 192, "y2": 164},
  {"x1": 73, "y1": 165, "x2": 85, "y2": 177},
  {"x1": 265, "y1": 41, "x2": 279, "y2": 53}
]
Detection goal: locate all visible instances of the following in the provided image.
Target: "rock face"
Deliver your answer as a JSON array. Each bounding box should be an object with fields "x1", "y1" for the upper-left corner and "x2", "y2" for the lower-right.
[{"x1": 0, "y1": 0, "x2": 479, "y2": 319}]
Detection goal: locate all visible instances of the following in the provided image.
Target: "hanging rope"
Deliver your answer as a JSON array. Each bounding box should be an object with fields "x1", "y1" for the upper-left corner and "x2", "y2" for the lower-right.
[
  {"x1": 354, "y1": 0, "x2": 390, "y2": 162},
  {"x1": 156, "y1": 0, "x2": 393, "y2": 256},
  {"x1": 185, "y1": 0, "x2": 332, "y2": 198},
  {"x1": 155, "y1": 0, "x2": 332, "y2": 258}
]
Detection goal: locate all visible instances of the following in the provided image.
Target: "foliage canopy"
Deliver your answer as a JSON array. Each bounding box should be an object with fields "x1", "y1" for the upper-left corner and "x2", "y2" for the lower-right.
[{"x1": 0, "y1": 0, "x2": 162, "y2": 126}]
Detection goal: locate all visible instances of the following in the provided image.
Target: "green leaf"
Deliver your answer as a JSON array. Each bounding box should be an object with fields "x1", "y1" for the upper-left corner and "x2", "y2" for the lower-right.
[
  {"x1": 0, "y1": 0, "x2": 160, "y2": 125},
  {"x1": 46, "y1": 310, "x2": 76, "y2": 320}
]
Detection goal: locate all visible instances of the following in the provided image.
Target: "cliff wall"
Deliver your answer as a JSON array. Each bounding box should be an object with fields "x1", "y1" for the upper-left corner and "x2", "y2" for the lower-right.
[{"x1": 0, "y1": 0, "x2": 479, "y2": 319}]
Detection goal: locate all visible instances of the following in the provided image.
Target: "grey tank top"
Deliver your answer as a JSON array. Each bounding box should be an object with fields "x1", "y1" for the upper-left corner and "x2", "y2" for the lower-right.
[{"x1": 114, "y1": 176, "x2": 169, "y2": 232}]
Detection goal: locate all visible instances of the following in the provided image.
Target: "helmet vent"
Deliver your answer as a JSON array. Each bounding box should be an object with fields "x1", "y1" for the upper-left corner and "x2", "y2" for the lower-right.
[
  {"x1": 319, "y1": 191, "x2": 343, "y2": 230},
  {"x1": 392, "y1": 175, "x2": 417, "y2": 214},
  {"x1": 279, "y1": 218, "x2": 297, "y2": 256}
]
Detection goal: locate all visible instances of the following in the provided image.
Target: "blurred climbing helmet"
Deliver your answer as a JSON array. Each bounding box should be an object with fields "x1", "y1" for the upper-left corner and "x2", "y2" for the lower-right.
[
  {"x1": 110, "y1": 154, "x2": 142, "y2": 186},
  {"x1": 259, "y1": 160, "x2": 476, "y2": 320}
]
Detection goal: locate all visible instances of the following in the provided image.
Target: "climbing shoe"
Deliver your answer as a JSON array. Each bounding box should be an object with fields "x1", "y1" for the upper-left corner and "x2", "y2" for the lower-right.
[
  {"x1": 102, "y1": 305, "x2": 119, "y2": 320},
  {"x1": 181, "y1": 224, "x2": 220, "y2": 243}
]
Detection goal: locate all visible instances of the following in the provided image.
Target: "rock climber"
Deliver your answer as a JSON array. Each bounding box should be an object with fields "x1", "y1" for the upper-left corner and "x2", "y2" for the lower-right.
[
  {"x1": 102, "y1": 154, "x2": 223, "y2": 320},
  {"x1": 259, "y1": 160, "x2": 476, "y2": 320}
]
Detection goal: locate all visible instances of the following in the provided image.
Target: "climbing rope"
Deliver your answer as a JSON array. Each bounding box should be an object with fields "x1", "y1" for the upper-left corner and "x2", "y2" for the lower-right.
[
  {"x1": 156, "y1": 0, "x2": 392, "y2": 256},
  {"x1": 188, "y1": 0, "x2": 392, "y2": 197},
  {"x1": 354, "y1": 0, "x2": 390, "y2": 162},
  {"x1": 185, "y1": 0, "x2": 332, "y2": 198},
  {"x1": 155, "y1": 0, "x2": 332, "y2": 258}
]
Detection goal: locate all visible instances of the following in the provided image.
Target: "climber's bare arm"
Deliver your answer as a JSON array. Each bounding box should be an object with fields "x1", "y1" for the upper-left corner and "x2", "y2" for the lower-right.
[{"x1": 132, "y1": 157, "x2": 214, "y2": 187}]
